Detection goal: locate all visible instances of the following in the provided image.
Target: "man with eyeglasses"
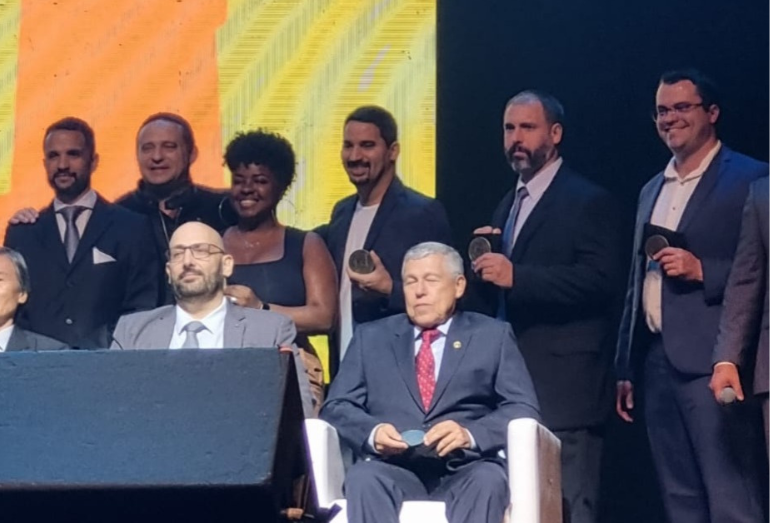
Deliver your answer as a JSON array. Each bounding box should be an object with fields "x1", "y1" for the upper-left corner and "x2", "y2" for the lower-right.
[
  {"x1": 615, "y1": 69, "x2": 767, "y2": 523},
  {"x1": 110, "y1": 221, "x2": 314, "y2": 416}
]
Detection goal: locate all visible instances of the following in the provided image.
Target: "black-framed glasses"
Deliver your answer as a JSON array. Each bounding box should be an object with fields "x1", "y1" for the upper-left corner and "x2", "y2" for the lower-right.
[
  {"x1": 167, "y1": 243, "x2": 225, "y2": 263},
  {"x1": 651, "y1": 102, "x2": 705, "y2": 121}
]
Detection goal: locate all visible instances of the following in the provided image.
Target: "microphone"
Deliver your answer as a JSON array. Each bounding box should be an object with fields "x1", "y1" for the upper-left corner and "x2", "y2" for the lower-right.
[{"x1": 718, "y1": 386, "x2": 737, "y2": 405}]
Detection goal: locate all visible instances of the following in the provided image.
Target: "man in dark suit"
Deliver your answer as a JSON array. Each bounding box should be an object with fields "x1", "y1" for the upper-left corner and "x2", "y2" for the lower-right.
[
  {"x1": 0, "y1": 247, "x2": 67, "y2": 351},
  {"x1": 615, "y1": 69, "x2": 766, "y2": 523},
  {"x1": 471, "y1": 90, "x2": 621, "y2": 523},
  {"x1": 710, "y1": 176, "x2": 769, "y2": 446},
  {"x1": 319, "y1": 106, "x2": 453, "y2": 371},
  {"x1": 321, "y1": 241, "x2": 539, "y2": 523},
  {"x1": 4, "y1": 117, "x2": 159, "y2": 348}
]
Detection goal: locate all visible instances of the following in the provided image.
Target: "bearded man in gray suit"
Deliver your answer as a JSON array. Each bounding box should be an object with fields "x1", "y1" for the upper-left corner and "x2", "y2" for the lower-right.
[{"x1": 111, "y1": 221, "x2": 314, "y2": 415}]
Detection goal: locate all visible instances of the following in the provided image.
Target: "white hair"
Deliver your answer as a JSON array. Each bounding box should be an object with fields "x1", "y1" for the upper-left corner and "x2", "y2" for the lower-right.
[{"x1": 401, "y1": 242, "x2": 464, "y2": 278}]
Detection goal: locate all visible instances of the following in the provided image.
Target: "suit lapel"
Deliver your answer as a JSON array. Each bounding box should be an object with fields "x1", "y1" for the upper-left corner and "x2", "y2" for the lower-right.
[
  {"x1": 509, "y1": 168, "x2": 566, "y2": 263},
  {"x1": 331, "y1": 199, "x2": 356, "y2": 280},
  {"x1": 223, "y1": 302, "x2": 246, "y2": 348},
  {"x1": 149, "y1": 308, "x2": 176, "y2": 348},
  {"x1": 428, "y1": 312, "x2": 470, "y2": 414},
  {"x1": 363, "y1": 177, "x2": 404, "y2": 250},
  {"x1": 392, "y1": 320, "x2": 424, "y2": 410},
  {"x1": 676, "y1": 147, "x2": 727, "y2": 233},
  {"x1": 69, "y1": 197, "x2": 113, "y2": 271},
  {"x1": 491, "y1": 188, "x2": 516, "y2": 230},
  {"x1": 37, "y1": 206, "x2": 69, "y2": 271},
  {"x1": 5, "y1": 326, "x2": 28, "y2": 351}
]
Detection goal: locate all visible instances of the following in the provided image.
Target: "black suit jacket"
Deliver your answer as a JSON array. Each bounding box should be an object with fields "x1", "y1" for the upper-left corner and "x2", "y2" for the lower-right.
[
  {"x1": 320, "y1": 177, "x2": 453, "y2": 365},
  {"x1": 320, "y1": 311, "x2": 540, "y2": 467},
  {"x1": 4, "y1": 196, "x2": 159, "y2": 348},
  {"x1": 5, "y1": 326, "x2": 69, "y2": 351},
  {"x1": 471, "y1": 164, "x2": 622, "y2": 430}
]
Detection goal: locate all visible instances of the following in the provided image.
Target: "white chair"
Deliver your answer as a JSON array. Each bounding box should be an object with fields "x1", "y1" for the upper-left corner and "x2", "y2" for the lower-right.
[{"x1": 304, "y1": 417, "x2": 562, "y2": 523}]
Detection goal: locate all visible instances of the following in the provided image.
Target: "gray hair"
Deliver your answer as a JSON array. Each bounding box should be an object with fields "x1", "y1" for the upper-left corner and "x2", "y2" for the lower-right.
[
  {"x1": 402, "y1": 242, "x2": 464, "y2": 278},
  {"x1": 0, "y1": 247, "x2": 30, "y2": 294},
  {"x1": 506, "y1": 89, "x2": 565, "y2": 126}
]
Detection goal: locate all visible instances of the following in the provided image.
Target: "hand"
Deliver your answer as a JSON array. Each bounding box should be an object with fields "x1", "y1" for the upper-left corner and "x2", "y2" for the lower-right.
[
  {"x1": 653, "y1": 247, "x2": 703, "y2": 282},
  {"x1": 616, "y1": 380, "x2": 635, "y2": 422},
  {"x1": 709, "y1": 363, "x2": 744, "y2": 403},
  {"x1": 224, "y1": 284, "x2": 264, "y2": 309},
  {"x1": 373, "y1": 423, "x2": 409, "y2": 455},
  {"x1": 278, "y1": 346, "x2": 294, "y2": 355},
  {"x1": 346, "y1": 250, "x2": 393, "y2": 295},
  {"x1": 472, "y1": 226, "x2": 502, "y2": 235},
  {"x1": 8, "y1": 207, "x2": 39, "y2": 225},
  {"x1": 424, "y1": 420, "x2": 471, "y2": 457},
  {"x1": 472, "y1": 252, "x2": 513, "y2": 289}
]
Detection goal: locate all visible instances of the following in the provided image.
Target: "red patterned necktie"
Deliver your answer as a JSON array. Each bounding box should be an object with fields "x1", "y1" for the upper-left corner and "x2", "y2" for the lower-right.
[{"x1": 416, "y1": 328, "x2": 441, "y2": 410}]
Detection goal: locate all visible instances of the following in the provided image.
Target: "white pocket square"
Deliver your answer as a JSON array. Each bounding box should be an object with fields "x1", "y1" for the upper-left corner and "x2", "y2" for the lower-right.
[{"x1": 92, "y1": 247, "x2": 116, "y2": 264}]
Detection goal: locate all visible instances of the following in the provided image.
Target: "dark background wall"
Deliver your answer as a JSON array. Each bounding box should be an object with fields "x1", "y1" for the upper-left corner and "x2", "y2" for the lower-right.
[{"x1": 436, "y1": 1, "x2": 768, "y2": 522}]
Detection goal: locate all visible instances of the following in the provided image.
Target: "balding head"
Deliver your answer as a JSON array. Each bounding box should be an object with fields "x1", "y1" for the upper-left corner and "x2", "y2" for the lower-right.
[{"x1": 166, "y1": 222, "x2": 233, "y2": 311}]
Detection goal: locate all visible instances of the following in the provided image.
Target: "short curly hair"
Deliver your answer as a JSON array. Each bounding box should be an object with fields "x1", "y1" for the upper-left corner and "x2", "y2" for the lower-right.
[{"x1": 224, "y1": 130, "x2": 296, "y2": 196}]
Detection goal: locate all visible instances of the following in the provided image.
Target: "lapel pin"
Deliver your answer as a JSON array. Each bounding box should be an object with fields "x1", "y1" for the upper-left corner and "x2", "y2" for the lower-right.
[{"x1": 453, "y1": 341, "x2": 462, "y2": 350}]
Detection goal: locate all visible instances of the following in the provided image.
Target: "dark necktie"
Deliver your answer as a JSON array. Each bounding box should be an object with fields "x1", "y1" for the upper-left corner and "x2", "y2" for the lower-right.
[
  {"x1": 502, "y1": 185, "x2": 529, "y2": 257},
  {"x1": 58, "y1": 206, "x2": 86, "y2": 263},
  {"x1": 181, "y1": 321, "x2": 206, "y2": 349},
  {"x1": 416, "y1": 328, "x2": 441, "y2": 410}
]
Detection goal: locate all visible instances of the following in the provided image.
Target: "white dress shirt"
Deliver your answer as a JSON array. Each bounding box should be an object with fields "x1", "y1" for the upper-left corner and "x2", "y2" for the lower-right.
[
  {"x1": 53, "y1": 189, "x2": 97, "y2": 241},
  {"x1": 0, "y1": 324, "x2": 14, "y2": 352},
  {"x1": 168, "y1": 298, "x2": 228, "y2": 349},
  {"x1": 511, "y1": 157, "x2": 562, "y2": 247},
  {"x1": 643, "y1": 141, "x2": 722, "y2": 333},
  {"x1": 339, "y1": 202, "x2": 379, "y2": 360}
]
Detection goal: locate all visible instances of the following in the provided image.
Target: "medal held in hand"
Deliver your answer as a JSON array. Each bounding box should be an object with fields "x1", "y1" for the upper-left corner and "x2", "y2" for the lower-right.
[
  {"x1": 468, "y1": 236, "x2": 492, "y2": 262},
  {"x1": 348, "y1": 249, "x2": 376, "y2": 274}
]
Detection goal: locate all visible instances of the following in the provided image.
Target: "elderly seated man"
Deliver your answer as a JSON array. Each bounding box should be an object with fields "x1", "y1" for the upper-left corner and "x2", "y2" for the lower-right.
[
  {"x1": 0, "y1": 247, "x2": 68, "y2": 351},
  {"x1": 110, "y1": 221, "x2": 315, "y2": 416},
  {"x1": 320, "y1": 241, "x2": 540, "y2": 523}
]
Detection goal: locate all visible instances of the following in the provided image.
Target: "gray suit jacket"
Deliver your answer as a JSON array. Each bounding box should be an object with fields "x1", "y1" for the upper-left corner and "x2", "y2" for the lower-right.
[
  {"x1": 5, "y1": 326, "x2": 69, "y2": 351},
  {"x1": 110, "y1": 302, "x2": 314, "y2": 415},
  {"x1": 713, "y1": 177, "x2": 769, "y2": 395}
]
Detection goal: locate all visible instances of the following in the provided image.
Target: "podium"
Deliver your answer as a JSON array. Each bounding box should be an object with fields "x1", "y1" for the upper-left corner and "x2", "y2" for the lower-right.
[{"x1": 0, "y1": 348, "x2": 307, "y2": 522}]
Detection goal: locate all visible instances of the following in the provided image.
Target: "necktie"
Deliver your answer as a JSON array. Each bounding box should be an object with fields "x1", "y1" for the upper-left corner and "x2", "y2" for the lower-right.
[
  {"x1": 502, "y1": 185, "x2": 529, "y2": 258},
  {"x1": 181, "y1": 321, "x2": 206, "y2": 349},
  {"x1": 58, "y1": 206, "x2": 86, "y2": 262},
  {"x1": 497, "y1": 186, "x2": 528, "y2": 320},
  {"x1": 416, "y1": 328, "x2": 441, "y2": 410}
]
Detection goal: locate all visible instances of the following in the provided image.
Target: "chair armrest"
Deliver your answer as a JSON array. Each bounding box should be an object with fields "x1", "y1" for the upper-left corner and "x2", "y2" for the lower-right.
[
  {"x1": 507, "y1": 418, "x2": 562, "y2": 523},
  {"x1": 304, "y1": 418, "x2": 346, "y2": 508}
]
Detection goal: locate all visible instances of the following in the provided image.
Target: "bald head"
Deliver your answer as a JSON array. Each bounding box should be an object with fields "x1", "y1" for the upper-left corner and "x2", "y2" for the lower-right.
[{"x1": 166, "y1": 222, "x2": 233, "y2": 312}]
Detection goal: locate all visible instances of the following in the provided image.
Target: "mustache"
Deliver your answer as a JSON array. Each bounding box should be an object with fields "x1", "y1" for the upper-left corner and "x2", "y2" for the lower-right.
[
  {"x1": 346, "y1": 160, "x2": 370, "y2": 169},
  {"x1": 179, "y1": 268, "x2": 204, "y2": 279},
  {"x1": 506, "y1": 145, "x2": 531, "y2": 162}
]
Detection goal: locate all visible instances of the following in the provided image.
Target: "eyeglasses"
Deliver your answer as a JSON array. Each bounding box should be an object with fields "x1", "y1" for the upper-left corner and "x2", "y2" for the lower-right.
[
  {"x1": 167, "y1": 243, "x2": 225, "y2": 263},
  {"x1": 651, "y1": 102, "x2": 705, "y2": 121}
]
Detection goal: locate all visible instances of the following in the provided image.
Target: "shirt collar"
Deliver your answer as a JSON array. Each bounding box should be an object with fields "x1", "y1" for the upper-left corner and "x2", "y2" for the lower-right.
[
  {"x1": 664, "y1": 141, "x2": 722, "y2": 182},
  {"x1": 413, "y1": 316, "x2": 454, "y2": 340},
  {"x1": 53, "y1": 189, "x2": 97, "y2": 211},
  {"x1": 0, "y1": 324, "x2": 13, "y2": 352},
  {"x1": 516, "y1": 156, "x2": 563, "y2": 203},
  {"x1": 174, "y1": 297, "x2": 228, "y2": 336}
]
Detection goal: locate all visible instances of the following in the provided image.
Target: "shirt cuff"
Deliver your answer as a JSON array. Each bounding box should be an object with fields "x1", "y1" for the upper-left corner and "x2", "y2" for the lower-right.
[
  {"x1": 465, "y1": 429, "x2": 477, "y2": 450},
  {"x1": 714, "y1": 361, "x2": 738, "y2": 369}
]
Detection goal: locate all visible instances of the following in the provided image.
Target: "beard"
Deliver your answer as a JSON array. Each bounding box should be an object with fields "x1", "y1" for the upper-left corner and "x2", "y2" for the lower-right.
[
  {"x1": 51, "y1": 172, "x2": 90, "y2": 201},
  {"x1": 171, "y1": 264, "x2": 224, "y2": 302},
  {"x1": 506, "y1": 143, "x2": 550, "y2": 179}
]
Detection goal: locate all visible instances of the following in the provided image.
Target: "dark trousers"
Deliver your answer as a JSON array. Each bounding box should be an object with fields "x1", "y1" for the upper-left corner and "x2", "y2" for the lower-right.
[
  {"x1": 344, "y1": 458, "x2": 508, "y2": 523},
  {"x1": 644, "y1": 339, "x2": 766, "y2": 523},
  {"x1": 554, "y1": 427, "x2": 603, "y2": 523}
]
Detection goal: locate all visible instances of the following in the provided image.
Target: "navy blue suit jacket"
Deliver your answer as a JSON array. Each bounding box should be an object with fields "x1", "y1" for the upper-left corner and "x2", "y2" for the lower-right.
[
  {"x1": 4, "y1": 196, "x2": 159, "y2": 348},
  {"x1": 616, "y1": 146, "x2": 769, "y2": 380},
  {"x1": 320, "y1": 311, "x2": 540, "y2": 464}
]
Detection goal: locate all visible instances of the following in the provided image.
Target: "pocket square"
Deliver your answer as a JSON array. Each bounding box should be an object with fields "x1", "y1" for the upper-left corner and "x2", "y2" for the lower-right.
[{"x1": 92, "y1": 247, "x2": 116, "y2": 264}]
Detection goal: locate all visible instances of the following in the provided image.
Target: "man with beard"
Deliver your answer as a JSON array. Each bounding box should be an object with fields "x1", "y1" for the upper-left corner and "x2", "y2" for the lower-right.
[
  {"x1": 4, "y1": 117, "x2": 159, "y2": 348},
  {"x1": 319, "y1": 106, "x2": 453, "y2": 373},
  {"x1": 470, "y1": 90, "x2": 622, "y2": 523},
  {"x1": 110, "y1": 221, "x2": 314, "y2": 416},
  {"x1": 10, "y1": 113, "x2": 236, "y2": 304}
]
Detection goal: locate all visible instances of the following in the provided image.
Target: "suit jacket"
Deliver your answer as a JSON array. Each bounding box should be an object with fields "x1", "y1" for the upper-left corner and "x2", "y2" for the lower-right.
[
  {"x1": 470, "y1": 164, "x2": 622, "y2": 431},
  {"x1": 713, "y1": 177, "x2": 769, "y2": 395},
  {"x1": 320, "y1": 311, "x2": 540, "y2": 465},
  {"x1": 5, "y1": 325, "x2": 69, "y2": 351},
  {"x1": 616, "y1": 146, "x2": 769, "y2": 381},
  {"x1": 4, "y1": 196, "x2": 159, "y2": 348}
]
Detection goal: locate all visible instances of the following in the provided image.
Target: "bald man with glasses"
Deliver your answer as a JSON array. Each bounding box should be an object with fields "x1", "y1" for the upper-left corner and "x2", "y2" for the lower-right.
[{"x1": 110, "y1": 221, "x2": 315, "y2": 416}]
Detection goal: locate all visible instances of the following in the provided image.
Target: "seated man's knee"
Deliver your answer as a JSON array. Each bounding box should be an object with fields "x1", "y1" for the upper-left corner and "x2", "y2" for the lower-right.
[{"x1": 464, "y1": 461, "x2": 508, "y2": 498}]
